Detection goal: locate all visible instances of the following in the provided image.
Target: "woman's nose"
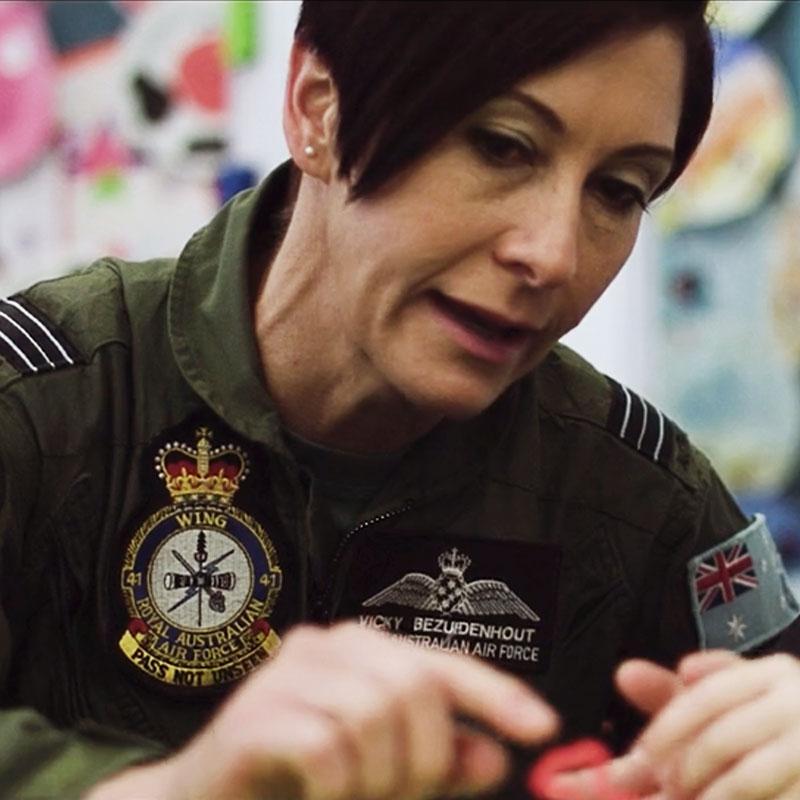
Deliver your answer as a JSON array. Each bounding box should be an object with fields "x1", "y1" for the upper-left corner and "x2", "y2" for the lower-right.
[{"x1": 492, "y1": 184, "x2": 580, "y2": 289}]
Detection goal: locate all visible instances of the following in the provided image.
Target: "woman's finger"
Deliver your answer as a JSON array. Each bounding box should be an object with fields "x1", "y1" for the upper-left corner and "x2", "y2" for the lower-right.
[
  {"x1": 543, "y1": 747, "x2": 660, "y2": 800},
  {"x1": 396, "y1": 679, "x2": 455, "y2": 798},
  {"x1": 296, "y1": 623, "x2": 559, "y2": 746},
  {"x1": 606, "y1": 748, "x2": 661, "y2": 796},
  {"x1": 308, "y1": 626, "x2": 457, "y2": 797},
  {"x1": 776, "y1": 775, "x2": 800, "y2": 800},
  {"x1": 423, "y1": 646, "x2": 560, "y2": 744},
  {"x1": 637, "y1": 656, "x2": 792, "y2": 763},
  {"x1": 676, "y1": 649, "x2": 742, "y2": 685},
  {"x1": 248, "y1": 664, "x2": 404, "y2": 799},
  {"x1": 615, "y1": 659, "x2": 683, "y2": 717},
  {"x1": 222, "y1": 699, "x2": 357, "y2": 800},
  {"x1": 613, "y1": 653, "x2": 742, "y2": 747},
  {"x1": 678, "y1": 685, "x2": 800, "y2": 797},
  {"x1": 695, "y1": 725, "x2": 800, "y2": 800},
  {"x1": 441, "y1": 728, "x2": 510, "y2": 799}
]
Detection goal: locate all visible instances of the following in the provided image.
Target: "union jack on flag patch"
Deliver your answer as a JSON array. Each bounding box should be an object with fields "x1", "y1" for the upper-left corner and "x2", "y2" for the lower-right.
[{"x1": 693, "y1": 542, "x2": 759, "y2": 612}]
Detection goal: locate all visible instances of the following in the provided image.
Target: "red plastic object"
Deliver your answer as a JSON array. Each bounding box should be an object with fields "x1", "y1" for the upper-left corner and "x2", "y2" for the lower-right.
[{"x1": 527, "y1": 738, "x2": 636, "y2": 800}]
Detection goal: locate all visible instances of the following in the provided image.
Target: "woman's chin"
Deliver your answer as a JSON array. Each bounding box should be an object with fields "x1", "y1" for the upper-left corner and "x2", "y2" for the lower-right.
[{"x1": 399, "y1": 372, "x2": 512, "y2": 421}]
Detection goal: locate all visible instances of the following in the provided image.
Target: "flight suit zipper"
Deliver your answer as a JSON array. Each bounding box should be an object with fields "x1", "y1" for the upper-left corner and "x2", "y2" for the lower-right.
[
  {"x1": 291, "y1": 464, "x2": 314, "y2": 622},
  {"x1": 313, "y1": 501, "x2": 414, "y2": 621}
]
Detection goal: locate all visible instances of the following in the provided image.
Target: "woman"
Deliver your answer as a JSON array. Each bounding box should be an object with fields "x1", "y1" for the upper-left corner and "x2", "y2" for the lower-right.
[{"x1": 1, "y1": 2, "x2": 798, "y2": 799}]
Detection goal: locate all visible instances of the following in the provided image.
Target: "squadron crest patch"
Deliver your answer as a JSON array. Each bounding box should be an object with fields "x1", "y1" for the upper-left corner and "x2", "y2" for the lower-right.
[{"x1": 119, "y1": 427, "x2": 283, "y2": 689}]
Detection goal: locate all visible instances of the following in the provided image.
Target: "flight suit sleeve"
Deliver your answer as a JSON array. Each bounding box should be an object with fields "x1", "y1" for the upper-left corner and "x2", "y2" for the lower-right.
[
  {"x1": 0, "y1": 709, "x2": 165, "y2": 798},
  {"x1": 0, "y1": 403, "x2": 166, "y2": 797},
  {"x1": 609, "y1": 455, "x2": 800, "y2": 750},
  {"x1": 634, "y1": 448, "x2": 800, "y2": 667}
]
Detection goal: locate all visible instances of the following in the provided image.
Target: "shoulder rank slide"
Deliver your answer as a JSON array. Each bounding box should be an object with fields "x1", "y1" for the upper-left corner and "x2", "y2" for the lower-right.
[
  {"x1": 0, "y1": 296, "x2": 80, "y2": 375},
  {"x1": 606, "y1": 377, "x2": 673, "y2": 465},
  {"x1": 688, "y1": 514, "x2": 800, "y2": 652}
]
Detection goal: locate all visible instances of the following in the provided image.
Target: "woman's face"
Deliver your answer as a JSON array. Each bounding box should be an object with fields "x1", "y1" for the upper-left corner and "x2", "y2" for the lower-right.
[{"x1": 321, "y1": 26, "x2": 685, "y2": 419}]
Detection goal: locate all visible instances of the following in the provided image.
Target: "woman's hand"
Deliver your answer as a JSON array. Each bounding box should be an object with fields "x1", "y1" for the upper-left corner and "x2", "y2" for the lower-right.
[
  {"x1": 634, "y1": 651, "x2": 800, "y2": 800},
  {"x1": 87, "y1": 622, "x2": 559, "y2": 800},
  {"x1": 548, "y1": 650, "x2": 800, "y2": 800}
]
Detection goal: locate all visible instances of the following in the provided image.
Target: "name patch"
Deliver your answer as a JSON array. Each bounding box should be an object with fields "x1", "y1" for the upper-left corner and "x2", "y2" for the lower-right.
[{"x1": 337, "y1": 533, "x2": 560, "y2": 674}]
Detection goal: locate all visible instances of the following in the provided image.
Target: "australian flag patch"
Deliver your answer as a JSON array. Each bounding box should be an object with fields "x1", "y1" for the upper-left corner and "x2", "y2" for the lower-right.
[
  {"x1": 694, "y1": 541, "x2": 759, "y2": 612},
  {"x1": 689, "y1": 515, "x2": 800, "y2": 652}
]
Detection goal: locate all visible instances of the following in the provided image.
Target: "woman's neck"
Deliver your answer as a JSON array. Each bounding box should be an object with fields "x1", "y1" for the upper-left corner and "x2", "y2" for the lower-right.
[{"x1": 252, "y1": 184, "x2": 441, "y2": 455}]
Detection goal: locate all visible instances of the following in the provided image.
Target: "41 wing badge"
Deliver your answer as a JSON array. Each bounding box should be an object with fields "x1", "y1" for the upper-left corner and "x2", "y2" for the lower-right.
[{"x1": 119, "y1": 428, "x2": 283, "y2": 689}]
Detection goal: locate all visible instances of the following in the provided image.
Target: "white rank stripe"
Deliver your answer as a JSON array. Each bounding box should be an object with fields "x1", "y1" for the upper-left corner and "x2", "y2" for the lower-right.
[
  {"x1": 609, "y1": 377, "x2": 671, "y2": 464},
  {"x1": 0, "y1": 329, "x2": 37, "y2": 372},
  {"x1": 653, "y1": 405, "x2": 665, "y2": 462},
  {"x1": 619, "y1": 384, "x2": 632, "y2": 439},
  {"x1": 3, "y1": 298, "x2": 75, "y2": 365},
  {"x1": 636, "y1": 395, "x2": 648, "y2": 450},
  {"x1": 0, "y1": 309, "x2": 55, "y2": 368}
]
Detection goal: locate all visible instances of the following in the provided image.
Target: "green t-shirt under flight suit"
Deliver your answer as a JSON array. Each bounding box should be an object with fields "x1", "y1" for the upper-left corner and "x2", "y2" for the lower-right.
[{"x1": 0, "y1": 163, "x2": 797, "y2": 798}]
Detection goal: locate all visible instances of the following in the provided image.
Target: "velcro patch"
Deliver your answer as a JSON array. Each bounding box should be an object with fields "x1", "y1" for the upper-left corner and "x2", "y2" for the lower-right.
[
  {"x1": 688, "y1": 514, "x2": 800, "y2": 652},
  {"x1": 0, "y1": 296, "x2": 80, "y2": 374},
  {"x1": 336, "y1": 533, "x2": 561, "y2": 674},
  {"x1": 606, "y1": 377, "x2": 673, "y2": 464},
  {"x1": 114, "y1": 414, "x2": 291, "y2": 694}
]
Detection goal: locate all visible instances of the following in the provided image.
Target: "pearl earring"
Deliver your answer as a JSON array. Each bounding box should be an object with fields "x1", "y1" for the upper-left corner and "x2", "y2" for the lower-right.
[{"x1": 303, "y1": 144, "x2": 317, "y2": 157}]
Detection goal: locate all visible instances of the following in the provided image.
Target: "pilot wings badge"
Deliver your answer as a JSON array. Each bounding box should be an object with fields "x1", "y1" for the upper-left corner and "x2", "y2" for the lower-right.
[{"x1": 363, "y1": 547, "x2": 539, "y2": 621}]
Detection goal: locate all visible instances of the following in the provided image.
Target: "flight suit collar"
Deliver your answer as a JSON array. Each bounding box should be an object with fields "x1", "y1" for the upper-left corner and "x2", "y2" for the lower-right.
[
  {"x1": 168, "y1": 162, "x2": 524, "y2": 497},
  {"x1": 169, "y1": 163, "x2": 292, "y2": 447}
]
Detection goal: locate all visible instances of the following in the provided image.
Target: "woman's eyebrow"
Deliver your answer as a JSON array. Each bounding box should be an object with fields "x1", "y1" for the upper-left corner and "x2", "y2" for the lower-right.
[
  {"x1": 505, "y1": 89, "x2": 675, "y2": 166},
  {"x1": 505, "y1": 89, "x2": 566, "y2": 134},
  {"x1": 612, "y1": 142, "x2": 674, "y2": 164}
]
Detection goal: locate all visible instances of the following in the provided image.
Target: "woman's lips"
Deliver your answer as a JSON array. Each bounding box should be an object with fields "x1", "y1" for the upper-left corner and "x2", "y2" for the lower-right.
[{"x1": 429, "y1": 291, "x2": 534, "y2": 364}]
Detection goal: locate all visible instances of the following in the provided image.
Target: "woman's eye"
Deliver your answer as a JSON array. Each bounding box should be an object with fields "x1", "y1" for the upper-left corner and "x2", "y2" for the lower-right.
[
  {"x1": 467, "y1": 127, "x2": 535, "y2": 168},
  {"x1": 593, "y1": 176, "x2": 648, "y2": 215}
]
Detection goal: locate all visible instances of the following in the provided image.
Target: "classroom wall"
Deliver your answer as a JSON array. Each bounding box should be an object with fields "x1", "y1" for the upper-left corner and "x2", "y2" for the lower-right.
[{"x1": 2, "y1": 0, "x2": 799, "y2": 564}]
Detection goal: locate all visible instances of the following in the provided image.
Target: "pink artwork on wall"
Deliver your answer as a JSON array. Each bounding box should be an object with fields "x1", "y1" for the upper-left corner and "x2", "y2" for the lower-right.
[{"x1": 0, "y1": 2, "x2": 56, "y2": 181}]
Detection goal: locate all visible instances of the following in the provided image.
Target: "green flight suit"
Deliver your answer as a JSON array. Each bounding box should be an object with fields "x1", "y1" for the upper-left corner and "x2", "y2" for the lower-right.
[{"x1": 0, "y1": 163, "x2": 795, "y2": 798}]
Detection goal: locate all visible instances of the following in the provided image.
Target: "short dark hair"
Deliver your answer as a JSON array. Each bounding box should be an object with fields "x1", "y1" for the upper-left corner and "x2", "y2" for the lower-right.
[{"x1": 295, "y1": 0, "x2": 714, "y2": 200}]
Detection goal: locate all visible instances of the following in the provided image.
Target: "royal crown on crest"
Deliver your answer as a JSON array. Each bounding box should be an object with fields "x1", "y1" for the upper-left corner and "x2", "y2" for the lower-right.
[
  {"x1": 438, "y1": 548, "x2": 471, "y2": 576},
  {"x1": 155, "y1": 428, "x2": 249, "y2": 504}
]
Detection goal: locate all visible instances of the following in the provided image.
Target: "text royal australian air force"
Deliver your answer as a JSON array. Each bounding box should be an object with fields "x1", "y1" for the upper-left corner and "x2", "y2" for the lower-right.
[{"x1": 353, "y1": 545, "x2": 556, "y2": 672}]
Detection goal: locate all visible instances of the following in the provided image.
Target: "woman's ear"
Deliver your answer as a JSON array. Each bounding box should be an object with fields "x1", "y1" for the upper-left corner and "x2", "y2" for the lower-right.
[{"x1": 283, "y1": 40, "x2": 339, "y2": 183}]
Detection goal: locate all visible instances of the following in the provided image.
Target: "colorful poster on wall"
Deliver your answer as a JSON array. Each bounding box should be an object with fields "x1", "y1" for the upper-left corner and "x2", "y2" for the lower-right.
[
  {"x1": 656, "y1": 0, "x2": 800, "y2": 564},
  {"x1": 0, "y1": 1, "x2": 258, "y2": 295}
]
